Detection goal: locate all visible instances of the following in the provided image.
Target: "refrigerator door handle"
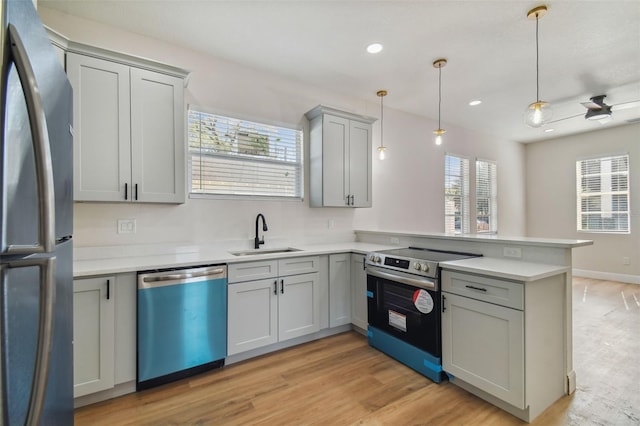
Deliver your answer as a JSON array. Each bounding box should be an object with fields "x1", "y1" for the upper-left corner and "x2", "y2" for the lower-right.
[
  {"x1": 5, "y1": 24, "x2": 56, "y2": 255},
  {"x1": 2, "y1": 257, "x2": 56, "y2": 426}
]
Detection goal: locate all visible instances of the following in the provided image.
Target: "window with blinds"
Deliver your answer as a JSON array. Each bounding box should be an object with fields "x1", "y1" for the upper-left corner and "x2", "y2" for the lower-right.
[
  {"x1": 476, "y1": 160, "x2": 497, "y2": 233},
  {"x1": 576, "y1": 154, "x2": 629, "y2": 233},
  {"x1": 445, "y1": 154, "x2": 470, "y2": 234},
  {"x1": 188, "y1": 109, "x2": 303, "y2": 199}
]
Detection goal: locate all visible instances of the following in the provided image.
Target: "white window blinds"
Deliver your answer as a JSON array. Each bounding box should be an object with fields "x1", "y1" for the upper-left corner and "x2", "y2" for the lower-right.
[
  {"x1": 445, "y1": 154, "x2": 470, "y2": 234},
  {"x1": 476, "y1": 159, "x2": 497, "y2": 233},
  {"x1": 188, "y1": 109, "x2": 303, "y2": 198},
  {"x1": 576, "y1": 154, "x2": 629, "y2": 233}
]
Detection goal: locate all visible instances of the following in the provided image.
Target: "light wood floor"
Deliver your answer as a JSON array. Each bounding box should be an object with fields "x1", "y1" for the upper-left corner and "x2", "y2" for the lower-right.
[{"x1": 75, "y1": 277, "x2": 640, "y2": 425}]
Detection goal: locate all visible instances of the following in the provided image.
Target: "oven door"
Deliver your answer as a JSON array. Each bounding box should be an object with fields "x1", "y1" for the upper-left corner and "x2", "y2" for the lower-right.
[{"x1": 367, "y1": 265, "x2": 441, "y2": 356}]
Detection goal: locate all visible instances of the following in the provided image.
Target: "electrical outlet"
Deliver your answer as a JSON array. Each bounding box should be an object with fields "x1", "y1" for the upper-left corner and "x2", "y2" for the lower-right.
[
  {"x1": 390, "y1": 237, "x2": 400, "y2": 245},
  {"x1": 503, "y1": 247, "x2": 522, "y2": 258},
  {"x1": 623, "y1": 257, "x2": 630, "y2": 265},
  {"x1": 327, "y1": 219, "x2": 335, "y2": 229},
  {"x1": 117, "y1": 219, "x2": 136, "y2": 234}
]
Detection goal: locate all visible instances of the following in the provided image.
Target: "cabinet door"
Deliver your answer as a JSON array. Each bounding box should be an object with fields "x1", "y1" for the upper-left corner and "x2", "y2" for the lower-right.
[
  {"x1": 67, "y1": 53, "x2": 131, "y2": 202},
  {"x1": 228, "y1": 279, "x2": 278, "y2": 355},
  {"x1": 130, "y1": 68, "x2": 185, "y2": 203},
  {"x1": 114, "y1": 273, "x2": 136, "y2": 385},
  {"x1": 348, "y1": 120, "x2": 372, "y2": 207},
  {"x1": 442, "y1": 292, "x2": 524, "y2": 408},
  {"x1": 278, "y1": 272, "x2": 320, "y2": 341},
  {"x1": 329, "y1": 254, "x2": 351, "y2": 327},
  {"x1": 73, "y1": 277, "x2": 115, "y2": 397},
  {"x1": 350, "y1": 254, "x2": 367, "y2": 329},
  {"x1": 321, "y1": 114, "x2": 350, "y2": 206}
]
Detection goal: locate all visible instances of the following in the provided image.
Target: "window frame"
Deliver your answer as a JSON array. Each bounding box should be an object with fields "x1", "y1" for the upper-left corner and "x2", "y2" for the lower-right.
[
  {"x1": 188, "y1": 107, "x2": 304, "y2": 201},
  {"x1": 576, "y1": 153, "x2": 630, "y2": 234},
  {"x1": 475, "y1": 158, "x2": 498, "y2": 234},
  {"x1": 444, "y1": 153, "x2": 470, "y2": 235}
]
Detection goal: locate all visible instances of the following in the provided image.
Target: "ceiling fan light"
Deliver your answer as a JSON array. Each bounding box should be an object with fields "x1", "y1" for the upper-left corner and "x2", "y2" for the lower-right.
[
  {"x1": 524, "y1": 101, "x2": 552, "y2": 127},
  {"x1": 585, "y1": 106, "x2": 612, "y2": 120}
]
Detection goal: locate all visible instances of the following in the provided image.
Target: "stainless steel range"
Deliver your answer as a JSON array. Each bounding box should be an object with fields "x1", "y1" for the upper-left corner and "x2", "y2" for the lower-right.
[{"x1": 366, "y1": 247, "x2": 481, "y2": 383}]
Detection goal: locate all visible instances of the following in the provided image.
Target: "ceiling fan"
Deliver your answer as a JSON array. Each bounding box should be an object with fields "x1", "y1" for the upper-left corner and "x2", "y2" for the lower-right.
[{"x1": 549, "y1": 94, "x2": 640, "y2": 125}]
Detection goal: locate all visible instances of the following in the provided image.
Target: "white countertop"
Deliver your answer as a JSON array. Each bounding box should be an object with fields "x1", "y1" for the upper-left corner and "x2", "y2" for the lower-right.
[
  {"x1": 440, "y1": 257, "x2": 570, "y2": 282},
  {"x1": 73, "y1": 242, "x2": 395, "y2": 277}
]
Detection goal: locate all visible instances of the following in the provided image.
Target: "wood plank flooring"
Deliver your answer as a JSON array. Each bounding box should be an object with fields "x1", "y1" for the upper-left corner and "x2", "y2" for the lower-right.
[{"x1": 74, "y1": 277, "x2": 640, "y2": 425}]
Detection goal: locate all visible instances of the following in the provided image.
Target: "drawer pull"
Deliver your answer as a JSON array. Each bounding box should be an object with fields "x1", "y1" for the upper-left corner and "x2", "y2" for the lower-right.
[{"x1": 465, "y1": 285, "x2": 487, "y2": 292}]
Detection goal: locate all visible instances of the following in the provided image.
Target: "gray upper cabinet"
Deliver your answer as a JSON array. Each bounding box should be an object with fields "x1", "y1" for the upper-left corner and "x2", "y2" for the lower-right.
[
  {"x1": 66, "y1": 47, "x2": 188, "y2": 203},
  {"x1": 306, "y1": 106, "x2": 376, "y2": 208}
]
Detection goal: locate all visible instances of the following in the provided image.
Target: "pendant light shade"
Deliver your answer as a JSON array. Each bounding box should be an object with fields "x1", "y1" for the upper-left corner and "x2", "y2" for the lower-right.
[
  {"x1": 433, "y1": 59, "x2": 447, "y2": 145},
  {"x1": 524, "y1": 5, "x2": 552, "y2": 128},
  {"x1": 377, "y1": 90, "x2": 387, "y2": 160}
]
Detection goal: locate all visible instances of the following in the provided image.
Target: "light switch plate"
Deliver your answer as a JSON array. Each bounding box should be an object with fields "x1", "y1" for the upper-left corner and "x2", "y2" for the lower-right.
[
  {"x1": 503, "y1": 246, "x2": 522, "y2": 258},
  {"x1": 117, "y1": 219, "x2": 136, "y2": 234}
]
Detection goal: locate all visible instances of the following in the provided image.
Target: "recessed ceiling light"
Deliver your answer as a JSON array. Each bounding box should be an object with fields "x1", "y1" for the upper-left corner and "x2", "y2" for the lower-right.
[
  {"x1": 544, "y1": 128, "x2": 555, "y2": 133},
  {"x1": 366, "y1": 43, "x2": 383, "y2": 54},
  {"x1": 469, "y1": 100, "x2": 482, "y2": 106}
]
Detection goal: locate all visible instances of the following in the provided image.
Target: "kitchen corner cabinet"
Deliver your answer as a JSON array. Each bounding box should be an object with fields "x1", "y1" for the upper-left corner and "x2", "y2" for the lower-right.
[
  {"x1": 350, "y1": 253, "x2": 367, "y2": 329},
  {"x1": 305, "y1": 105, "x2": 376, "y2": 208},
  {"x1": 73, "y1": 273, "x2": 136, "y2": 398},
  {"x1": 441, "y1": 269, "x2": 566, "y2": 422},
  {"x1": 227, "y1": 256, "x2": 321, "y2": 356},
  {"x1": 67, "y1": 51, "x2": 187, "y2": 203},
  {"x1": 329, "y1": 253, "x2": 351, "y2": 327}
]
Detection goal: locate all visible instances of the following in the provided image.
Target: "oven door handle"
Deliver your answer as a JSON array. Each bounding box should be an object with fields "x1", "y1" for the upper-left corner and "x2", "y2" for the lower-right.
[{"x1": 366, "y1": 267, "x2": 435, "y2": 290}]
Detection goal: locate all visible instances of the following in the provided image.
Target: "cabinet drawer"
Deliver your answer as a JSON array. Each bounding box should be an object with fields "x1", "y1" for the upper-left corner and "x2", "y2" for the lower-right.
[
  {"x1": 442, "y1": 270, "x2": 523, "y2": 310},
  {"x1": 228, "y1": 260, "x2": 278, "y2": 283},
  {"x1": 278, "y1": 256, "x2": 320, "y2": 276}
]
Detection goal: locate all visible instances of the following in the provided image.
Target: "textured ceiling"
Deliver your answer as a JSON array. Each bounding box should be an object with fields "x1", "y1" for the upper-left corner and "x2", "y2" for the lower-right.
[{"x1": 40, "y1": 0, "x2": 640, "y2": 143}]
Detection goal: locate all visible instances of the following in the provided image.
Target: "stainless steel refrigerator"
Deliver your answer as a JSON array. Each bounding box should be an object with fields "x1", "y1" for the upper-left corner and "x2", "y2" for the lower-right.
[{"x1": 1, "y1": 0, "x2": 74, "y2": 424}]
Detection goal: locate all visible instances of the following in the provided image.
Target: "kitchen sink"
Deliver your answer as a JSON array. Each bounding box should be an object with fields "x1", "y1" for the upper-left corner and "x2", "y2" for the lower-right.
[{"x1": 229, "y1": 247, "x2": 302, "y2": 256}]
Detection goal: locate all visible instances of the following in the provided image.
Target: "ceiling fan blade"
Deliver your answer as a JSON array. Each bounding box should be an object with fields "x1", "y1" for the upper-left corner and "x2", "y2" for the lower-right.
[
  {"x1": 612, "y1": 100, "x2": 640, "y2": 111},
  {"x1": 547, "y1": 113, "x2": 583, "y2": 124},
  {"x1": 581, "y1": 101, "x2": 602, "y2": 110}
]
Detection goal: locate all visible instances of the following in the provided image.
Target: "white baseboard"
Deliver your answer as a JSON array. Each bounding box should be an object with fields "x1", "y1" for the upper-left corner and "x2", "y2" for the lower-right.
[{"x1": 572, "y1": 269, "x2": 640, "y2": 285}]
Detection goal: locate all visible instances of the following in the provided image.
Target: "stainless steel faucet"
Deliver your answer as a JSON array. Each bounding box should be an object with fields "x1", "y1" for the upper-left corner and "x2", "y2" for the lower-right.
[{"x1": 254, "y1": 213, "x2": 268, "y2": 249}]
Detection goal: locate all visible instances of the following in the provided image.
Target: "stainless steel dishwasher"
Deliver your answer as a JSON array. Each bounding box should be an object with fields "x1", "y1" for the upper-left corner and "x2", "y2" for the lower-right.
[{"x1": 137, "y1": 264, "x2": 227, "y2": 390}]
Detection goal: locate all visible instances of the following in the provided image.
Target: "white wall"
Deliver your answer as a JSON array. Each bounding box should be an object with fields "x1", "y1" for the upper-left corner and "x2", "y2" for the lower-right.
[
  {"x1": 40, "y1": 7, "x2": 526, "y2": 249},
  {"x1": 526, "y1": 123, "x2": 640, "y2": 279}
]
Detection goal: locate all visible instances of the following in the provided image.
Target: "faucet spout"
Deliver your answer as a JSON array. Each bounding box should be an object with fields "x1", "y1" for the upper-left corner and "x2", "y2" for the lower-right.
[{"x1": 255, "y1": 213, "x2": 268, "y2": 249}]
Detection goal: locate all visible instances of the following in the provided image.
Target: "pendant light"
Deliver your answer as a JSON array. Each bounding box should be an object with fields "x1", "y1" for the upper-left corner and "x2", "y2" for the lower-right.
[
  {"x1": 433, "y1": 58, "x2": 447, "y2": 145},
  {"x1": 524, "y1": 5, "x2": 552, "y2": 128},
  {"x1": 377, "y1": 90, "x2": 387, "y2": 160}
]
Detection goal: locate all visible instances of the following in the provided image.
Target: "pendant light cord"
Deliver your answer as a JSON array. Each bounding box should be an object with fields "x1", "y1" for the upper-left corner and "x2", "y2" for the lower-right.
[
  {"x1": 536, "y1": 13, "x2": 540, "y2": 102},
  {"x1": 380, "y1": 94, "x2": 384, "y2": 148},
  {"x1": 438, "y1": 66, "x2": 442, "y2": 129}
]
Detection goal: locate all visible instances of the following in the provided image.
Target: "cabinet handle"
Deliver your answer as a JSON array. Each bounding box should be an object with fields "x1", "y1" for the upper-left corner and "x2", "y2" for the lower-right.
[
  {"x1": 350, "y1": 195, "x2": 355, "y2": 206},
  {"x1": 280, "y1": 279, "x2": 284, "y2": 294},
  {"x1": 345, "y1": 195, "x2": 350, "y2": 206},
  {"x1": 465, "y1": 285, "x2": 487, "y2": 292},
  {"x1": 135, "y1": 183, "x2": 139, "y2": 201},
  {"x1": 442, "y1": 294, "x2": 446, "y2": 312},
  {"x1": 125, "y1": 183, "x2": 128, "y2": 201},
  {"x1": 106, "y1": 279, "x2": 110, "y2": 300},
  {"x1": 274, "y1": 280, "x2": 277, "y2": 295}
]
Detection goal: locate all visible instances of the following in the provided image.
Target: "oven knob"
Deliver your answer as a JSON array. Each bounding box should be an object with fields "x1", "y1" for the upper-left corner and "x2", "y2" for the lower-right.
[
  {"x1": 421, "y1": 264, "x2": 430, "y2": 272},
  {"x1": 414, "y1": 262, "x2": 421, "y2": 271},
  {"x1": 375, "y1": 256, "x2": 382, "y2": 263},
  {"x1": 369, "y1": 255, "x2": 375, "y2": 262}
]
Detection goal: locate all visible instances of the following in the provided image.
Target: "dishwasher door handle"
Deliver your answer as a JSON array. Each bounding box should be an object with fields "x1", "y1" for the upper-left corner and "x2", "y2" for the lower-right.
[{"x1": 139, "y1": 266, "x2": 227, "y2": 289}]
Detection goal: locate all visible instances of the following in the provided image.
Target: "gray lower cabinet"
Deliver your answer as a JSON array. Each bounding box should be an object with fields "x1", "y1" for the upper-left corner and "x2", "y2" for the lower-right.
[
  {"x1": 73, "y1": 273, "x2": 136, "y2": 398},
  {"x1": 350, "y1": 253, "x2": 367, "y2": 330},
  {"x1": 329, "y1": 253, "x2": 351, "y2": 327},
  {"x1": 227, "y1": 257, "x2": 321, "y2": 356},
  {"x1": 441, "y1": 269, "x2": 566, "y2": 422}
]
